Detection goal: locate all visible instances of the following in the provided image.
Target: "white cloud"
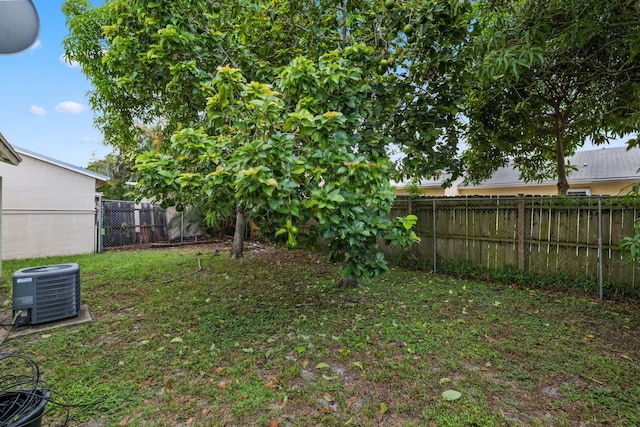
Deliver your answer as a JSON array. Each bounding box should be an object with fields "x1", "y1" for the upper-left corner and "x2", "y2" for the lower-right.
[
  {"x1": 29, "y1": 105, "x2": 47, "y2": 116},
  {"x1": 28, "y1": 40, "x2": 42, "y2": 51},
  {"x1": 60, "y1": 54, "x2": 80, "y2": 68},
  {"x1": 55, "y1": 101, "x2": 87, "y2": 114}
]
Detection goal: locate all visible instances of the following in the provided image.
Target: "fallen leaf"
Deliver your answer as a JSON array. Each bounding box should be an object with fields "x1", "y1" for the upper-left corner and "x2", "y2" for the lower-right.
[
  {"x1": 119, "y1": 416, "x2": 130, "y2": 426},
  {"x1": 351, "y1": 361, "x2": 364, "y2": 371},
  {"x1": 170, "y1": 337, "x2": 184, "y2": 343},
  {"x1": 186, "y1": 417, "x2": 194, "y2": 425},
  {"x1": 347, "y1": 394, "x2": 358, "y2": 409},
  {"x1": 265, "y1": 378, "x2": 279, "y2": 389},
  {"x1": 322, "y1": 374, "x2": 339, "y2": 381},
  {"x1": 269, "y1": 420, "x2": 278, "y2": 427},
  {"x1": 379, "y1": 402, "x2": 388, "y2": 414},
  {"x1": 621, "y1": 354, "x2": 633, "y2": 361},
  {"x1": 442, "y1": 389, "x2": 462, "y2": 401},
  {"x1": 316, "y1": 362, "x2": 331, "y2": 370}
]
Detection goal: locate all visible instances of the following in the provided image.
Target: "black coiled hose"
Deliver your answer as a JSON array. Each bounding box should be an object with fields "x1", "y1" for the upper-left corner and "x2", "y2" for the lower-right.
[{"x1": 0, "y1": 353, "x2": 51, "y2": 427}]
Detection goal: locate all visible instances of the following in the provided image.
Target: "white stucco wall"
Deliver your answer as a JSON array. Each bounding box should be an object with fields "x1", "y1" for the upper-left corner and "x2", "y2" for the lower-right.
[{"x1": 0, "y1": 153, "x2": 100, "y2": 260}]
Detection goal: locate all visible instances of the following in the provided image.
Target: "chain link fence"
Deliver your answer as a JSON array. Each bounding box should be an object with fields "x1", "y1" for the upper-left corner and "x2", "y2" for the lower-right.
[{"x1": 101, "y1": 200, "x2": 168, "y2": 249}]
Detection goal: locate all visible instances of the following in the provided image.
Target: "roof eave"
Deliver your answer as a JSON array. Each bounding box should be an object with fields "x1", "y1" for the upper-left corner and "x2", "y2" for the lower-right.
[
  {"x1": 14, "y1": 146, "x2": 110, "y2": 183},
  {"x1": 0, "y1": 132, "x2": 22, "y2": 166}
]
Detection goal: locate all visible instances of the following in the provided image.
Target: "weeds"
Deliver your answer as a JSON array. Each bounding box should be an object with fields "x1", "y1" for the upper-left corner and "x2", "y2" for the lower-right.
[{"x1": 1, "y1": 245, "x2": 639, "y2": 426}]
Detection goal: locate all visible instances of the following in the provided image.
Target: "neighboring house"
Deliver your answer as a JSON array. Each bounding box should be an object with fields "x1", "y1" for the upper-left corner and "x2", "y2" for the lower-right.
[
  {"x1": 395, "y1": 147, "x2": 640, "y2": 197},
  {"x1": 0, "y1": 145, "x2": 109, "y2": 260},
  {"x1": 0, "y1": 133, "x2": 22, "y2": 276},
  {"x1": 459, "y1": 147, "x2": 640, "y2": 196},
  {"x1": 393, "y1": 174, "x2": 463, "y2": 197}
]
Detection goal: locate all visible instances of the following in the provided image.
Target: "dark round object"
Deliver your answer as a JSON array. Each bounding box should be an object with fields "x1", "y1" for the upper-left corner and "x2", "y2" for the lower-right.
[
  {"x1": 0, "y1": 389, "x2": 49, "y2": 427},
  {"x1": 0, "y1": 0, "x2": 40, "y2": 54}
]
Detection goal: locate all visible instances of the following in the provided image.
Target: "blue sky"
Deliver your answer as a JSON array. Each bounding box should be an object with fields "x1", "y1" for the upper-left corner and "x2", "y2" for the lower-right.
[{"x1": 0, "y1": 0, "x2": 110, "y2": 168}]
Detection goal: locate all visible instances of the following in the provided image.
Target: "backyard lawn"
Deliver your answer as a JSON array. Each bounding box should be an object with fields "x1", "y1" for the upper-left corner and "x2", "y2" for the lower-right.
[{"x1": 1, "y1": 243, "x2": 639, "y2": 426}]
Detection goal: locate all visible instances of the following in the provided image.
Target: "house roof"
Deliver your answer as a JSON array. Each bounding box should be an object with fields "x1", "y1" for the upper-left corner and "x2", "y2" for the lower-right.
[
  {"x1": 462, "y1": 146, "x2": 640, "y2": 188},
  {"x1": 393, "y1": 173, "x2": 454, "y2": 189},
  {"x1": 0, "y1": 132, "x2": 22, "y2": 166},
  {"x1": 13, "y1": 146, "x2": 110, "y2": 186}
]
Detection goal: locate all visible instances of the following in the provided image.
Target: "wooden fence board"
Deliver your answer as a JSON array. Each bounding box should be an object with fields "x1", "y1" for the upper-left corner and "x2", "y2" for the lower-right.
[{"x1": 386, "y1": 196, "x2": 640, "y2": 298}]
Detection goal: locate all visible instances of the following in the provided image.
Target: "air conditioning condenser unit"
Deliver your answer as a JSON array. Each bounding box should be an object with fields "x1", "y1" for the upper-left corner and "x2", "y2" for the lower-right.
[{"x1": 12, "y1": 263, "x2": 81, "y2": 325}]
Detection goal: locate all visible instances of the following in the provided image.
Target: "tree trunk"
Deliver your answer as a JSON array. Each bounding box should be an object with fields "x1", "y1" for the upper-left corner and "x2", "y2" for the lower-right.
[
  {"x1": 555, "y1": 114, "x2": 570, "y2": 195},
  {"x1": 231, "y1": 205, "x2": 246, "y2": 259},
  {"x1": 333, "y1": 276, "x2": 358, "y2": 288},
  {"x1": 556, "y1": 152, "x2": 570, "y2": 195}
]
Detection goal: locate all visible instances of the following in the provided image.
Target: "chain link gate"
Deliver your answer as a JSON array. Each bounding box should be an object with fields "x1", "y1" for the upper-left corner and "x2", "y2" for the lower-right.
[{"x1": 101, "y1": 200, "x2": 168, "y2": 249}]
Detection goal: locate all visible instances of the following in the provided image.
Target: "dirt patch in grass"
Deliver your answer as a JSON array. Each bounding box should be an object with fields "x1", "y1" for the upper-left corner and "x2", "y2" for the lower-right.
[{"x1": 1, "y1": 244, "x2": 639, "y2": 426}]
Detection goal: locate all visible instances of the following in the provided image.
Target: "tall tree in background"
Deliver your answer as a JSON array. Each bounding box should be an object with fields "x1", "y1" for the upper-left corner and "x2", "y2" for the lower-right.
[
  {"x1": 464, "y1": 0, "x2": 640, "y2": 195},
  {"x1": 86, "y1": 151, "x2": 131, "y2": 200},
  {"x1": 87, "y1": 123, "x2": 164, "y2": 200},
  {"x1": 388, "y1": 0, "x2": 474, "y2": 184}
]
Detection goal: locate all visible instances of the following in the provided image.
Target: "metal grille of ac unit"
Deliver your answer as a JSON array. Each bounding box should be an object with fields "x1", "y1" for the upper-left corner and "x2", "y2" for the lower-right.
[{"x1": 12, "y1": 264, "x2": 81, "y2": 325}]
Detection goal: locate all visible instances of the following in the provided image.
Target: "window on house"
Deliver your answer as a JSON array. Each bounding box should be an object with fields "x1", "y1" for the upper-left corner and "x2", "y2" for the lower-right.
[{"x1": 567, "y1": 188, "x2": 591, "y2": 196}]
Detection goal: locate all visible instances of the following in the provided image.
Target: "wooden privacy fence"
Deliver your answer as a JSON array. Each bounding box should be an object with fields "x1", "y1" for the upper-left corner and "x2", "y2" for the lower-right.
[{"x1": 385, "y1": 196, "x2": 640, "y2": 298}]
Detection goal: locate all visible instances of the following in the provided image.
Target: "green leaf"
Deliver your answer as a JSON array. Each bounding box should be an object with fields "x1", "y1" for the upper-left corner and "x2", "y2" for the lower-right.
[
  {"x1": 322, "y1": 374, "x2": 339, "y2": 381},
  {"x1": 442, "y1": 389, "x2": 462, "y2": 401},
  {"x1": 351, "y1": 361, "x2": 364, "y2": 370},
  {"x1": 379, "y1": 402, "x2": 388, "y2": 414},
  {"x1": 327, "y1": 190, "x2": 345, "y2": 203}
]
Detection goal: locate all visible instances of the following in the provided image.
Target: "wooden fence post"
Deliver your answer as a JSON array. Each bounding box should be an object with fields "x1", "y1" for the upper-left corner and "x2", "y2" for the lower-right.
[
  {"x1": 598, "y1": 198, "x2": 603, "y2": 301},
  {"x1": 433, "y1": 198, "x2": 437, "y2": 273},
  {"x1": 518, "y1": 196, "x2": 525, "y2": 271}
]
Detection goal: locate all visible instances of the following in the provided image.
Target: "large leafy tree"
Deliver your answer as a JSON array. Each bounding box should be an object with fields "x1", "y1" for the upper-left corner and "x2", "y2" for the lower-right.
[
  {"x1": 136, "y1": 61, "x2": 418, "y2": 280},
  {"x1": 464, "y1": 0, "x2": 640, "y2": 195},
  {"x1": 62, "y1": 0, "x2": 473, "y2": 280}
]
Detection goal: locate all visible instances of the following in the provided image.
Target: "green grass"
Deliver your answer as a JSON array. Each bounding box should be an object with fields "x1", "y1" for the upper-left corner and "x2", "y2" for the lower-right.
[{"x1": 1, "y1": 245, "x2": 639, "y2": 426}]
